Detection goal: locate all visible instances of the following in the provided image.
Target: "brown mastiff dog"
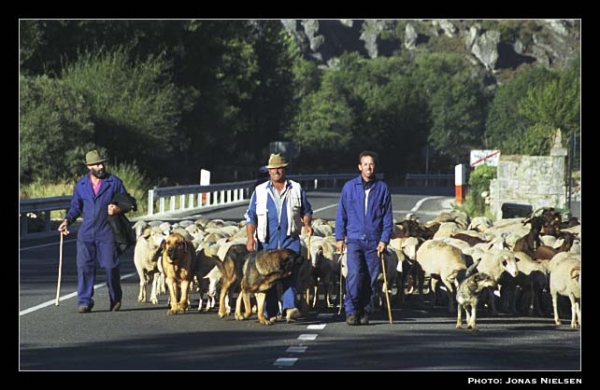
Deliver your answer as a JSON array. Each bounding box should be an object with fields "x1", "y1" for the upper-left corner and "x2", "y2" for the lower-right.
[
  {"x1": 235, "y1": 248, "x2": 305, "y2": 325},
  {"x1": 160, "y1": 232, "x2": 196, "y2": 315}
]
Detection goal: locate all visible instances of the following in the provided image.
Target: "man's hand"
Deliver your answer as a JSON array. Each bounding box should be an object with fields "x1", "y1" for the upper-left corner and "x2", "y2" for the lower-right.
[
  {"x1": 336, "y1": 240, "x2": 345, "y2": 254},
  {"x1": 58, "y1": 219, "x2": 70, "y2": 236},
  {"x1": 246, "y1": 236, "x2": 256, "y2": 252},
  {"x1": 108, "y1": 204, "x2": 121, "y2": 215},
  {"x1": 377, "y1": 241, "x2": 387, "y2": 257}
]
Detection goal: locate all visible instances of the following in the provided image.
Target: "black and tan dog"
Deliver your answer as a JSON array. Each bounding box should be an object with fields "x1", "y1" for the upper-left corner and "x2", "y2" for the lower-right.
[
  {"x1": 235, "y1": 248, "x2": 305, "y2": 325},
  {"x1": 160, "y1": 232, "x2": 196, "y2": 315},
  {"x1": 194, "y1": 242, "x2": 250, "y2": 318}
]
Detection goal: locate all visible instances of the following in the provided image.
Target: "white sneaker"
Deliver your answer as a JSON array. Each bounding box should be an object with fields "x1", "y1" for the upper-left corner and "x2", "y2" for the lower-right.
[{"x1": 286, "y1": 308, "x2": 300, "y2": 323}]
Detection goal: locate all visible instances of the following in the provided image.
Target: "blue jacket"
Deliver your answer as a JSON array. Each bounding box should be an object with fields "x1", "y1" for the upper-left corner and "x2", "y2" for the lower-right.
[
  {"x1": 335, "y1": 175, "x2": 393, "y2": 244},
  {"x1": 65, "y1": 173, "x2": 128, "y2": 243}
]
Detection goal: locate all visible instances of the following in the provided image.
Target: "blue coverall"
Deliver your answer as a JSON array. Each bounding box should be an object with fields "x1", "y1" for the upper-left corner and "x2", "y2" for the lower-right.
[
  {"x1": 335, "y1": 175, "x2": 393, "y2": 317},
  {"x1": 64, "y1": 173, "x2": 128, "y2": 309}
]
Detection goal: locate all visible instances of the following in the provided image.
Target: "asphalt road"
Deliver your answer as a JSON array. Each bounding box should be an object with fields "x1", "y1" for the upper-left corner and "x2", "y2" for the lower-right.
[{"x1": 18, "y1": 191, "x2": 582, "y2": 382}]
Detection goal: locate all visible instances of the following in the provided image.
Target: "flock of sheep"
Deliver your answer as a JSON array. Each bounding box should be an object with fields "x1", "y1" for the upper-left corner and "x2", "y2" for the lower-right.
[{"x1": 130, "y1": 206, "x2": 581, "y2": 331}]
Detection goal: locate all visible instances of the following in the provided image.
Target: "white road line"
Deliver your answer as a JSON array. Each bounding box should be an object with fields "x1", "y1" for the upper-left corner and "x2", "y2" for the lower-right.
[
  {"x1": 286, "y1": 346, "x2": 307, "y2": 353},
  {"x1": 20, "y1": 239, "x2": 77, "y2": 251},
  {"x1": 298, "y1": 334, "x2": 318, "y2": 341},
  {"x1": 313, "y1": 204, "x2": 337, "y2": 213},
  {"x1": 273, "y1": 357, "x2": 298, "y2": 367},
  {"x1": 19, "y1": 272, "x2": 137, "y2": 316},
  {"x1": 307, "y1": 324, "x2": 326, "y2": 330},
  {"x1": 411, "y1": 196, "x2": 443, "y2": 212}
]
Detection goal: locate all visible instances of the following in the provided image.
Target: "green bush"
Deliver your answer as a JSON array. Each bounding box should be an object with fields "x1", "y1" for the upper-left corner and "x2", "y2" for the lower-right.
[{"x1": 460, "y1": 164, "x2": 497, "y2": 219}]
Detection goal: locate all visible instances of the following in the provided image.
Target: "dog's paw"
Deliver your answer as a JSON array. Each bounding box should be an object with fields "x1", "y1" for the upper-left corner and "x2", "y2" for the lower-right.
[{"x1": 234, "y1": 312, "x2": 245, "y2": 321}]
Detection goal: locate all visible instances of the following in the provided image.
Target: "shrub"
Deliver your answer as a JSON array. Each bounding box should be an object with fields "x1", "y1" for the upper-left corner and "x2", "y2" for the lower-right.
[{"x1": 460, "y1": 164, "x2": 497, "y2": 219}]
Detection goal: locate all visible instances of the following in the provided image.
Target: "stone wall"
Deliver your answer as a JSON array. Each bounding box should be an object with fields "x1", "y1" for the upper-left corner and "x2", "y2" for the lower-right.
[{"x1": 489, "y1": 132, "x2": 568, "y2": 219}]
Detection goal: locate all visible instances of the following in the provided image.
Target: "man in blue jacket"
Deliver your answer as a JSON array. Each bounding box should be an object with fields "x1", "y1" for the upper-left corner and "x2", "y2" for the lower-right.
[
  {"x1": 335, "y1": 151, "x2": 394, "y2": 325},
  {"x1": 58, "y1": 149, "x2": 130, "y2": 313}
]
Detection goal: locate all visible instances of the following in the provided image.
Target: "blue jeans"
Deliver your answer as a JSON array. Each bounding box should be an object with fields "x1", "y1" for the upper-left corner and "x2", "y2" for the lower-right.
[{"x1": 264, "y1": 264, "x2": 299, "y2": 318}]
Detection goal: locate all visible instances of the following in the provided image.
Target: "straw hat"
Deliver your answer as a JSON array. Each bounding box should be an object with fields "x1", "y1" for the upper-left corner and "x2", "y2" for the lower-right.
[{"x1": 265, "y1": 153, "x2": 288, "y2": 169}]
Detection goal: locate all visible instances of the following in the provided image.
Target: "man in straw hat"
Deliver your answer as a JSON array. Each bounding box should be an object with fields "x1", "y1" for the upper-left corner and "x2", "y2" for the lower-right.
[
  {"x1": 245, "y1": 153, "x2": 314, "y2": 323},
  {"x1": 58, "y1": 149, "x2": 131, "y2": 313}
]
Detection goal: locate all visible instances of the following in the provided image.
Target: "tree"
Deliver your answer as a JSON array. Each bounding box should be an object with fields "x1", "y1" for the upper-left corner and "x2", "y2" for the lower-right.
[
  {"x1": 61, "y1": 46, "x2": 188, "y2": 180},
  {"x1": 518, "y1": 57, "x2": 580, "y2": 155},
  {"x1": 485, "y1": 65, "x2": 557, "y2": 154},
  {"x1": 20, "y1": 74, "x2": 95, "y2": 183},
  {"x1": 413, "y1": 52, "x2": 487, "y2": 169}
]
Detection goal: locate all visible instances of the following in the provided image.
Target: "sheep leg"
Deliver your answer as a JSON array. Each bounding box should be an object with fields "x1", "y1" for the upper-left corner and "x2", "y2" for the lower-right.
[
  {"x1": 137, "y1": 270, "x2": 147, "y2": 303},
  {"x1": 551, "y1": 291, "x2": 562, "y2": 325},
  {"x1": 441, "y1": 277, "x2": 457, "y2": 315},
  {"x1": 150, "y1": 272, "x2": 160, "y2": 305},
  {"x1": 569, "y1": 295, "x2": 580, "y2": 329}
]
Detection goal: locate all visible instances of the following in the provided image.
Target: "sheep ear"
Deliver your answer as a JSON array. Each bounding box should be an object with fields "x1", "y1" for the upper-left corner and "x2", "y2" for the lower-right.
[{"x1": 570, "y1": 268, "x2": 581, "y2": 279}]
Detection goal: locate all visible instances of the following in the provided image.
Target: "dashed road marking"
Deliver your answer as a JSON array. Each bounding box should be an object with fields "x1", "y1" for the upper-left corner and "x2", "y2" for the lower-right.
[
  {"x1": 273, "y1": 357, "x2": 298, "y2": 366},
  {"x1": 307, "y1": 324, "x2": 326, "y2": 330},
  {"x1": 286, "y1": 346, "x2": 308, "y2": 353},
  {"x1": 298, "y1": 334, "x2": 318, "y2": 341}
]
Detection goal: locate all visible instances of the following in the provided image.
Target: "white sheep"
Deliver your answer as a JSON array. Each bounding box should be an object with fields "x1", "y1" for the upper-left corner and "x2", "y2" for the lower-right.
[
  {"x1": 415, "y1": 239, "x2": 467, "y2": 314},
  {"x1": 469, "y1": 248, "x2": 520, "y2": 316},
  {"x1": 509, "y1": 251, "x2": 550, "y2": 316},
  {"x1": 549, "y1": 257, "x2": 581, "y2": 328},
  {"x1": 133, "y1": 226, "x2": 167, "y2": 304}
]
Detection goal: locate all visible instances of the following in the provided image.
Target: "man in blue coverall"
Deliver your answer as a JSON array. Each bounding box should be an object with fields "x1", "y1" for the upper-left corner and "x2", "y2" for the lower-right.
[
  {"x1": 58, "y1": 149, "x2": 130, "y2": 313},
  {"x1": 335, "y1": 150, "x2": 394, "y2": 325},
  {"x1": 244, "y1": 153, "x2": 313, "y2": 323}
]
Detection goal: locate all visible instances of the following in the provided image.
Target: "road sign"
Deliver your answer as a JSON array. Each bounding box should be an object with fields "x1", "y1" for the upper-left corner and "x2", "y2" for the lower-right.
[{"x1": 470, "y1": 150, "x2": 500, "y2": 167}]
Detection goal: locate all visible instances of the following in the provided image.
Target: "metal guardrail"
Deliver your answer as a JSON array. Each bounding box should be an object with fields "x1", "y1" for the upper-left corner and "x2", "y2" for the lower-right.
[
  {"x1": 405, "y1": 173, "x2": 454, "y2": 187},
  {"x1": 19, "y1": 173, "x2": 363, "y2": 237},
  {"x1": 146, "y1": 173, "x2": 361, "y2": 216},
  {"x1": 20, "y1": 196, "x2": 71, "y2": 237}
]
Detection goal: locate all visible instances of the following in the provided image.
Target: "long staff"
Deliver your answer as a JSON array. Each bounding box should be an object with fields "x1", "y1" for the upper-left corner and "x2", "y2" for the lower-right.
[
  {"x1": 380, "y1": 251, "x2": 393, "y2": 324},
  {"x1": 337, "y1": 250, "x2": 345, "y2": 315},
  {"x1": 55, "y1": 233, "x2": 64, "y2": 306}
]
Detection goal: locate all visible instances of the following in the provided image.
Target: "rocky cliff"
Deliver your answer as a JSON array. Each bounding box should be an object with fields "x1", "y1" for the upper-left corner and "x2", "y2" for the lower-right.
[{"x1": 281, "y1": 19, "x2": 580, "y2": 82}]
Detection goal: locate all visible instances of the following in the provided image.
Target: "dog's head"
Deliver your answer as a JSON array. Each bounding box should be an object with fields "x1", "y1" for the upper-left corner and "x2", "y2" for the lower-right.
[
  {"x1": 161, "y1": 232, "x2": 194, "y2": 264},
  {"x1": 278, "y1": 249, "x2": 305, "y2": 274},
  {"x1": 473, "y1": 272, "x2": 497, "y2": 289}
]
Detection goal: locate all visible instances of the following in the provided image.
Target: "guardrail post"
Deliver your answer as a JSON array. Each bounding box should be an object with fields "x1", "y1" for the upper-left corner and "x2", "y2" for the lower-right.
[{"x1": 148, "y1": 189, "x2": 155, "y2": 216}]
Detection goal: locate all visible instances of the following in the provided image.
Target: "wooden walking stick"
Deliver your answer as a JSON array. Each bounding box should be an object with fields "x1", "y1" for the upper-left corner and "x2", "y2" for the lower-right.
[
  {"x1": 337, "y1": 249, "x2": 346, "y2": 316},
  {"x1": 55, "y1": 232, "x2": 64, "y2": 306},
  {"x1": 305, "y1": 230, "x2": 312, "y2": 307},
  {"x1": 380, "y1": 251, "x2": 393, "y2": 324}
]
